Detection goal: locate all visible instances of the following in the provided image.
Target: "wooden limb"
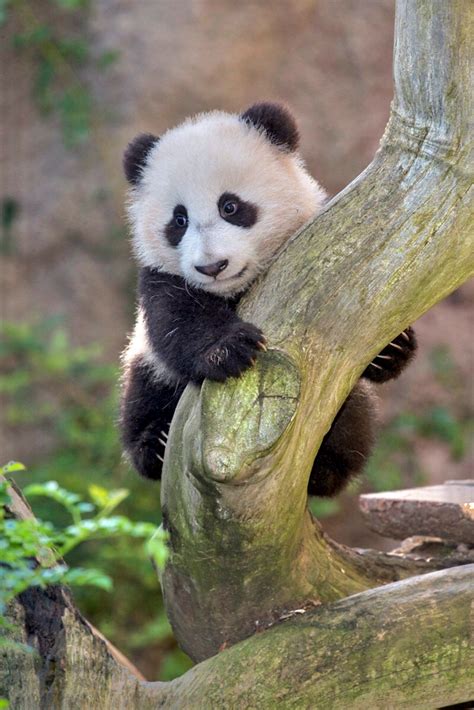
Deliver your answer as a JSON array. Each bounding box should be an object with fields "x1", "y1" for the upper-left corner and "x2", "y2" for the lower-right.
[
  {"x1": 160, "y1": 0, "x2": 474, "y2": 660},
  {"x1": 334, "y1": 539, "x2": 474, "y2": 583},
  {"x1": 2, "y1": 566, "x2": 473, "y2": 708},
  {"x1": 359, "y1": 482, "x2": 474, "y2": 544}
]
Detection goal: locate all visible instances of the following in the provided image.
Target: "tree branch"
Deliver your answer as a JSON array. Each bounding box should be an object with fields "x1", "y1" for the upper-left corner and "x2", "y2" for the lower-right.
[
  {"x1": 160, "y1": 0, "x2": 474, "y2": 660},
  {"x1": 2, "y1": 566, "x2": 473, "y2": 708}
]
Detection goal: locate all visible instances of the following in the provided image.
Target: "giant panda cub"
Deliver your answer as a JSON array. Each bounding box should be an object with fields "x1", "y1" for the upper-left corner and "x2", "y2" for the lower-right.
[{"x1": 120, "y1": 102, "x2": 416, "y2": 496}]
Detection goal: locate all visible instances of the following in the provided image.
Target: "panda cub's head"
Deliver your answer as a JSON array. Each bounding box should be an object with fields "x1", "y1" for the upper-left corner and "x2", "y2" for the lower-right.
[{"x1": 124, "y1": 102, "x2": 326, "y2": 297}]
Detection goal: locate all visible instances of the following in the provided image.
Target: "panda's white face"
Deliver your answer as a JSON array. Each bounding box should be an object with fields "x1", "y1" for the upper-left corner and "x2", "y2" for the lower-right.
[{"x1": 127, "y1": 111, "x2": 326, "y2": 297}]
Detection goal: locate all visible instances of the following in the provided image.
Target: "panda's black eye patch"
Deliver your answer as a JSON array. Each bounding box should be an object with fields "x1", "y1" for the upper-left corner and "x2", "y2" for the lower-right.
[
  {"x1": 165, "y1": 205, "x2": 188, "y2": 247},
  {"x1": 218, "y1": 192, "x2": 258, "y2": 228}
]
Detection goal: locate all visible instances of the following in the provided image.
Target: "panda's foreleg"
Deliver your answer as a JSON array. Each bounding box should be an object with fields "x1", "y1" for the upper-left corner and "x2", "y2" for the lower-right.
[
  {"x1": 362, "y1": 326, "x2": 417, "y2": 383},
  {"x1": 120, "y1": 357, "x2": 185, "y2": 480},
  {"x1": 307, "y1": 381, "x2": 377, "y2": 497},
  {"x1": 140, "y1": 269, "x2": 266, "y2": 384}
]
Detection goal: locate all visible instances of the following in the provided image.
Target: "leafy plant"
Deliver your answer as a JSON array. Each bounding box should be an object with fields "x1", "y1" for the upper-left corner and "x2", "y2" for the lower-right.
[{"x1": 0, "y1": 463, "x2": 168, "y2": 634}]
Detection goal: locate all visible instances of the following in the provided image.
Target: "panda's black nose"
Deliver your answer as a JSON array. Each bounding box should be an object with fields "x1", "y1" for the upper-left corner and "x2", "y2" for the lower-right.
[{"x1": 195, "y1": 260, "x2": 229, "y2": 277}]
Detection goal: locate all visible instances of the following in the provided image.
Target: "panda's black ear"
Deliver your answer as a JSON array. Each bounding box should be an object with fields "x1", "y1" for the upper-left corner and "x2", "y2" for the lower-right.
[
  {"x1": 241, "y1": 102, "x2": 299, "y2": 152},
  {"x1": 123, "y1": 133, "x2": 159, "y2": 185}
]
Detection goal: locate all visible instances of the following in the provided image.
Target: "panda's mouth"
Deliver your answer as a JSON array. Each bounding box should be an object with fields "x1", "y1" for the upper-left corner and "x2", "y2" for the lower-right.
[
  {"x1": 201, "y1": 264, "x2": 248, "y2": 284},
  {"x1": 191, "y1": 264, "x2": 250, "y2": 294},
  {"x1": 225, "y1": 265, "x2": 248, "y2": 281}
]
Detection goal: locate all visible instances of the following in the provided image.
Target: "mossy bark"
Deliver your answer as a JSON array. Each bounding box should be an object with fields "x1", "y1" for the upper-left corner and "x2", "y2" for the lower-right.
[
  {"x1": 160, "y1": 0, "x2": 474, "y2": 660},
  {"x1": 2, "y1": 566, "x2": 473, "y2": 708}
]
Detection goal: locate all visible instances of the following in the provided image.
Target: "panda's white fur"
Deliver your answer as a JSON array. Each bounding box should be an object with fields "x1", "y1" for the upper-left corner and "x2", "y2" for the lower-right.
[
  {"x1": 126, "y1": 110, "x2": 326, "y2": 298},
  {"x1": 120, "y1": 102, "x2": 416, "y2": 495}
]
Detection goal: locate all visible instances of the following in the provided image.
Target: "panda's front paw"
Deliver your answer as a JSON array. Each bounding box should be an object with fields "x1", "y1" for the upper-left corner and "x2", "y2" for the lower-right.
[
  {"x1": 198, "y1": 321, "x2": 267, "y2": 382},
  {"x1": 362, "y1": 326, "x2": 417, "y2": 383}
]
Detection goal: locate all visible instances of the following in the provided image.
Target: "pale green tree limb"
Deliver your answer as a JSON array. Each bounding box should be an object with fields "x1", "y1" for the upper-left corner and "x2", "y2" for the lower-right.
[{"x1": 160, "y1": 0, "x2": 474, "y2": 661}]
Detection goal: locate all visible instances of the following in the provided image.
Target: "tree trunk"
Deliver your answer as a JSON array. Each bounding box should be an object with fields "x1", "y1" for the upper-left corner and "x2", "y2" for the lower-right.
[
  {"x1": 160, "y1": 0, "x2": 474, "y2": 661},
  {"x1": 2, "y1": 1, "x2": 473, "y2": 707}
]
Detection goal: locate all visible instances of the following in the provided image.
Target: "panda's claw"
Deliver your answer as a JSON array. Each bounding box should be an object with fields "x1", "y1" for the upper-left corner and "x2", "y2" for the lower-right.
[
  {"x1": 362, "y1": 326, "x2": 417, "y2": 383},
  {"x1": 389, "y1": 341, "x2": 404, "y2": 352}
]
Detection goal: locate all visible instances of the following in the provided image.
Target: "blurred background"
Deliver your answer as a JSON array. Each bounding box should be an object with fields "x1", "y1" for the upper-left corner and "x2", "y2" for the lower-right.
[{"x1": 1, "y1": 0, "x2": 472, "y2": 681}]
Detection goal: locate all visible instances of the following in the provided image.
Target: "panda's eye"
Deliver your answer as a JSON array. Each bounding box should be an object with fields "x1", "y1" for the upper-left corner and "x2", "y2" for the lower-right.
[
  {"x1": 174, "y1": 212, "x2": 188, "y2": 228},
  {"x1": 218, "y1": 192, "x2": 258, "y2": 228},
  {"x1": 222, "y1": 200, "x2": 238, "y2": 216},
  {"x1": 165, "y1": 205, "x2": 188, "y2": 247}
]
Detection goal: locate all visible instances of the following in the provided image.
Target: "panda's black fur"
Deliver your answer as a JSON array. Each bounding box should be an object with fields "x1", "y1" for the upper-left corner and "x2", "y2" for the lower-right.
[{"x1": 120, "y1": 102, "x2": 417, "y2": 496}]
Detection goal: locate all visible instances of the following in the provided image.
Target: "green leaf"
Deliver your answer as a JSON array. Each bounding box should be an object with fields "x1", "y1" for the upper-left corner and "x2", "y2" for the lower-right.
[
  {"x1": 59, "y1": 86, "x2": 92, "y2": 147},
  {"x1": 0, "y1": 483, "x2": 11, "y2": 508},
  {"x1": 1, "y1": 461, "x2": 26, "y2": 474},
  {"x1": 63, "y1": 567, "x2": 113, "y2": 591},
  {"x1": 88, "y1": 484, "x2": 110, "y2": 509},
  {"x1": 89, "y1": 485, "x2": 129, "y2": 515}
]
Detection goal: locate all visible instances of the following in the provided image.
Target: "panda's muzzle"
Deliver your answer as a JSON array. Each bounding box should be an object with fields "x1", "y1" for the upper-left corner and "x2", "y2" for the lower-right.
[{"x1": 195, "y1": 259, "x2": 229, "y2": 277}]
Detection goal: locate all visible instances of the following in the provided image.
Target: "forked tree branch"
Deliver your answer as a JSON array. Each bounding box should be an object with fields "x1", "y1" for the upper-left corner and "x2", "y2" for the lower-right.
[{"x1": 160, "y1": 0, "x2": 474, "y2": 660}]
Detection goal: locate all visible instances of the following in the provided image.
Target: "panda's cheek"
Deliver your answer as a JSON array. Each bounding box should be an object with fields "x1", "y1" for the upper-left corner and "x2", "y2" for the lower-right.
[{"x1": 226, "y1": 234, "x2": 255, "y2": 265}]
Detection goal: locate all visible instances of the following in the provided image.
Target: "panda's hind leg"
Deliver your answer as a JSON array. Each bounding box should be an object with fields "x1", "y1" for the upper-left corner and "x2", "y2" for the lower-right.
[
  {"x1": 308, "y1": 381, "x2": 377, "y2": 497},
  {"x1": 120, "y1": 357, "x2": 185, "y2": 480}
]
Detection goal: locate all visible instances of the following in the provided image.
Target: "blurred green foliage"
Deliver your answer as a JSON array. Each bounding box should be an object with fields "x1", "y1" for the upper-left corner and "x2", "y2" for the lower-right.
[
  {"x1": 3, "y1": 0, "x2": 119, "y2": 147},
  {"x1": 0, "y1": 465, "x2": 169, "y2": 635},
  {"x1": 0, "y1": 320, "x2": 193, "y2": 680},
  {"x1": 364, "y1": 406, "x2": 471, "y2": 493}
]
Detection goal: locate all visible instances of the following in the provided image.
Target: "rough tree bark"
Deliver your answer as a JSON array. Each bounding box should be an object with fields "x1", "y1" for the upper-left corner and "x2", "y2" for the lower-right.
[
  {"x1": 2, "y1": 565, "x2": 473, "y2": 709},
  {"x1": 160, "y1": 0, "x2": 474, "y2": 660},
  {"x1": 2, "y1": 1, "x2": 473, "y2": 708}
]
